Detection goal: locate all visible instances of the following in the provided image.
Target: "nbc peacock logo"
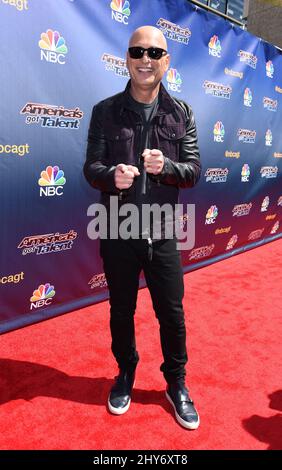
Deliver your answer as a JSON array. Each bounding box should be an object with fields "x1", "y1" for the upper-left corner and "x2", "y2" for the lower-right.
[
  {"x1": 213, "y1": 121, "x2": 225, "y2": 142},
  {"x1": 166, "y1": 68, "x2": 182, "y2": 93},
  {"x1": 30, "y1": 283, "x2": 56, "y2": 310},
  {"x1": 39, "y1": 29, "x2": 68, "y2": 65},
  {"x1": 208, "y1": 35, "x2": 221, "y2": 58},
  {"x1": 241, "y1": 164, "x2": 250, "y2": 182},
  {"x1": 110, "y1": 0, "x2": 131, "y2": 25},
  {"x1": 205, "y1": 205, "x2": 218, "y2": 225},
  {"x1": 244, "y1": 88, "x2": 252, "y2": 107},
  {"x1": 266, "y1": 60, "x2": 274, "y2": 78},
  {"x1": 265, "y1": 129, "x2": 272, "y2": 146},
  {"x1": 261, "y1": 196, "x2": 270, "y2": 212},
  {"x1": 38, "y1": 165, "x2": 66, "y2": 197},
  {"x1": 270, "y1": 221, "x2": 279, "y2": 234},
  {"x1": 226, "y1": 234, "x2": 238, "y2": 251}
]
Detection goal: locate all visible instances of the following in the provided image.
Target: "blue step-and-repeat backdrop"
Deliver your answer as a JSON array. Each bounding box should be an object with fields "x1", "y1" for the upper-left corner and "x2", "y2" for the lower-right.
[{"x1": 1, "y1": 0, "x2": 281, "y2": 333}]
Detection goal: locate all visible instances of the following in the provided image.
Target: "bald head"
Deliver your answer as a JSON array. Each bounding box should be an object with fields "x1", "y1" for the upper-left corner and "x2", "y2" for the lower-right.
[
  {"x1": 129, "y1": 26, "x2": 168, "y2": 50},
  {"x1": 126, "y1": 25, "x2": 170, "y2": 101}
]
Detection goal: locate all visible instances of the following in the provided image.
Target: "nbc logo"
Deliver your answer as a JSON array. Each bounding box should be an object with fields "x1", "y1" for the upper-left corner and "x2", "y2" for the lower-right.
[
  {"x1": 166, "y1": 68, "x2": 182, "y2": 93},
  {"x1": 208, "y1": 35, "x2": 221, "y2": 58},
  {"x1": 205, "y1": 205, "x2": 218, "y2": 225},
  {"x1": 261, "y1": 196, "x2": 270, "y2": 212},
  {"x1": 110, "y1": 0, "x2": 131, "y2": 24},
  {"x1": 266, "y1": 60, "x2": 274, "y2": 78},
  {"x1": 213, "y1": 121, "x2": 225, "y2": 142},
  {"x1": 265, "y1": 129, "x2": 272, "y2": 146},
  {"x1": 39, "y1": 29, "x2": 68, "y2": 65},
  {"x1": 241, "y1": 164, "x2": 250, "y2": 182},
  {"x1": 270, "y1": 221, "x2": 279, "y2": 234},
  {"x1": 30, "y1": 283, "x2": 55, "y2": 310},
  {"x1": 244, "y1": 88, "x2": 252, "y2": 107},
  {"x1": 38, "y1": 165, "x2": 66, "y2": 197},
  {"x1": 226, "y1": 234, "x2": 238, "y2": 251}
]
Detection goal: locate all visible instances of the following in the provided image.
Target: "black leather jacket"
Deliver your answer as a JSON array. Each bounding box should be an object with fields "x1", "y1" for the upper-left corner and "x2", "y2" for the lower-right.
[{"x1": 84, "y1": 80, "x2": 201, "y2": 212}]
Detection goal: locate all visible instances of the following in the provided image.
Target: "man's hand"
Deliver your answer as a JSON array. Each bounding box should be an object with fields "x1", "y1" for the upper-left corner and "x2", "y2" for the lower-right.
[
  {"x1": 114, "y1": 164, "x2": 140, "y2": 190},
  {"x1": 142, "y1": 149, "x2": 164, "y2": 175}
]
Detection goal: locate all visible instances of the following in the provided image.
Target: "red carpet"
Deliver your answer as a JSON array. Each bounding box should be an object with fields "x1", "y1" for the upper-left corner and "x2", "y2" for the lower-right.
[{"x1": 0, "y1": 239, "x2": 281, "y2": 450}]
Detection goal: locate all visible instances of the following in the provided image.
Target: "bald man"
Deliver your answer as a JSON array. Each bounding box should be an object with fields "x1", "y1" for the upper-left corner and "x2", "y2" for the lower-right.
[{"x1": 84, "y1": 26, "x2": 201, "y2": 429}]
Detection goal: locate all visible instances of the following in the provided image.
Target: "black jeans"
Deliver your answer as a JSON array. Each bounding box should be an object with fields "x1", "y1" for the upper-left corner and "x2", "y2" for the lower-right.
[{"x1": 100, "y1": 237, "x2": 188, "y2": 384}]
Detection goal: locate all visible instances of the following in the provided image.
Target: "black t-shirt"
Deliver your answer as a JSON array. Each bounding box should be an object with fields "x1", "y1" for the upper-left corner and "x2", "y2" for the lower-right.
[
  {"x1": 127, "y1": 92, "x2": 158, "y2": 156},
  {"x1": 126, "y1": 93, "x2": 159, "y2": 237},
  {"x1": 127, "y1": 92, "x2": 158, "y2": 124}
]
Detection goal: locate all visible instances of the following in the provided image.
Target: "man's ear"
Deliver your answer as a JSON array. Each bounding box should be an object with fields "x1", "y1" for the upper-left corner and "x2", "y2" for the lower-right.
[{"x1": 165, "y1": 53, "x2": 170, "y2": 71}]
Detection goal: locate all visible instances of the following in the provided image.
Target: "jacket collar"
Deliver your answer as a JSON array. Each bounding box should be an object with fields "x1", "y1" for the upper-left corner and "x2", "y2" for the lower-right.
[{"x1": 116, "y1": 79, "x2": 176, "y2": 116}]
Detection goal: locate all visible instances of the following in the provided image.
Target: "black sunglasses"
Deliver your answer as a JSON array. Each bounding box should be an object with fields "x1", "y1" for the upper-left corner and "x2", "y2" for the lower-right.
[{"x1": 128, "y1": 46, "x2": 168, "y2": 60}]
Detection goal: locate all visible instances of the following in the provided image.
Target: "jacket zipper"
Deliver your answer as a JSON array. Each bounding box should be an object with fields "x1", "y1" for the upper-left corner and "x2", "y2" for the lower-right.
[{"x1": 147, "y1": 237, "x2": 153, "y2": 261}]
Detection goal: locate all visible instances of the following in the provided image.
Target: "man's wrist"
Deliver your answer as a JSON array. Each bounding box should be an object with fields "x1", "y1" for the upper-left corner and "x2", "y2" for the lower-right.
[{"x1": 160, "y1": 156, "x2": 169, "y2": 176}]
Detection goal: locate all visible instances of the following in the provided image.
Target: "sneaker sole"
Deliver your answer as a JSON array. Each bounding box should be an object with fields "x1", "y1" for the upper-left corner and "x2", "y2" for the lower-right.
[
  {"x1": 107, "y1": 380, "x2": 135, "y2": 415},
  {"x1": 108, "y1": 396, "x2": 131, "y2": 415},
  {"x1": 165, "y1": 391, "x2": 200, "y2": 430}
]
